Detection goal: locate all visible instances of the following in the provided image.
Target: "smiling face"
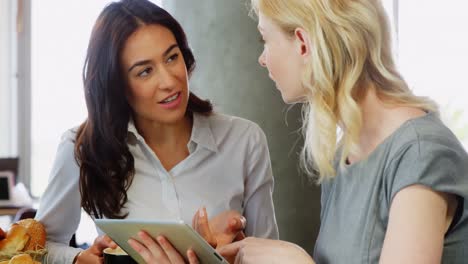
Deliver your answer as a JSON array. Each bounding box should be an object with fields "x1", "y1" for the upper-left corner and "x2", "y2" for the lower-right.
[
  {"x1": 121, "y1": 24, "x2": 190, "y2": 126},
  {"x1": 257, "y1": 12, "x2": 308, "y2": 104}
]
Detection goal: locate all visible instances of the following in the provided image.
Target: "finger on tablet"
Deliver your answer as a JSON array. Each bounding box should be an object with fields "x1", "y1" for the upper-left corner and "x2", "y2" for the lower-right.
[
  {"x1": 157, "y1": 236, "x2": 185, "y2": 263},
  {"x1": 197, "y1": 207, "x2": 217, "y2": 247},
  {"x1": 187, "y1": 249, "x2": 200, "y2": 264}
]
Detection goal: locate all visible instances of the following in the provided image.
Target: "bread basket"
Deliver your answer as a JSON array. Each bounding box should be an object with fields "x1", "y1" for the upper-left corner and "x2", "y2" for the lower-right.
[{"x1": 0, "y1": 219, "x2": 48, "y2": 263}]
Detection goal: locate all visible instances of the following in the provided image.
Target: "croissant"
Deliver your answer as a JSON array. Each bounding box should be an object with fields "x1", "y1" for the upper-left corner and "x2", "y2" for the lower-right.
[
  {"x1": 16, "y1": 219, "x2": 46, "y2": 251},
  {"x1": 7, "y1": 253, "x2": 41, "y2": 264},
  {"x1": 0, "y1": 225, "x2": 29, "y2": 255}
]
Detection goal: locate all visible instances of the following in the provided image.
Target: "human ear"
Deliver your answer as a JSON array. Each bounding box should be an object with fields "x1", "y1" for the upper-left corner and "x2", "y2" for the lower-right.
[{"x1": 294, "y1": 28, "x2": 311, "y2": 58}]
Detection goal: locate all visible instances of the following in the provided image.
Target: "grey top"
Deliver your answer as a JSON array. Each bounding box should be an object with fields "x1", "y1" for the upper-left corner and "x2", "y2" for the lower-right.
[
  {"x1": 314, "y1": 112, "x2": 468, "y2": 263},
  {"x1": 36, "y1": 112, "x2": 278, "y2": 264}
]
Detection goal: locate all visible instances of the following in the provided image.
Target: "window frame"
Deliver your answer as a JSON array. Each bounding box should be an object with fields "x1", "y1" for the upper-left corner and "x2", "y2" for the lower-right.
[{"x1": 17, "y1": 0, "x2": 32, "y2": 191}]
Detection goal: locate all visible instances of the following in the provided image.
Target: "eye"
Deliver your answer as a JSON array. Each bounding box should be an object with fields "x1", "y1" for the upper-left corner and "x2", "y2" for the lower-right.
[
  {"x1": 137, "y1": 67, "x2": 153, "y2": 77},
  {"x1": 167, "y1": 53, "x2": 179, "y2": 63}
]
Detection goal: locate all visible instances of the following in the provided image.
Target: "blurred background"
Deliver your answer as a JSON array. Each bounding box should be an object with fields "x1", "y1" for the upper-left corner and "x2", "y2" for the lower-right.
[{"x1": 1, "y1": 0, "x2": 467, "y2": 253}]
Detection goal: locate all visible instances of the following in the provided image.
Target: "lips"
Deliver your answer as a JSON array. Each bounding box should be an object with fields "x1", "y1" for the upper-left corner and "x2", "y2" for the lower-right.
[{"x1": 159, "y1": 92, "x2": 181, "y2": 104}]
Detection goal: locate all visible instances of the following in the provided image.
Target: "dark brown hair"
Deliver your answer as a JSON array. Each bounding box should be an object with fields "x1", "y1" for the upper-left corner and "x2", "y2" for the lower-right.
[{"x1": 75, "y1": 0, "x2": 212, "y2": 219}]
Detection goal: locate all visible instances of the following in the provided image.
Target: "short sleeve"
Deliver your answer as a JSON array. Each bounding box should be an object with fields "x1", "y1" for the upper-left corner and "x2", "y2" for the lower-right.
[{"x1": 384, "y1": 138, "x2": 468, "y2": 229}]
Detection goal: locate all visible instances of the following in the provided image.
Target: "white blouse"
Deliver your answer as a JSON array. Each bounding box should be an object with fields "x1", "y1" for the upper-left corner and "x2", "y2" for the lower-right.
[{"x1": 36, "y1": 113, "x2": 278, "y2": 263}]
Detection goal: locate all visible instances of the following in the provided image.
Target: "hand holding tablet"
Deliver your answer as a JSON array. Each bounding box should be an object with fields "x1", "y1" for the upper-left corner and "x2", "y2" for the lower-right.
[
  {"x1": 95, "y1": 219, "x2": 229, "y2": 264},
  {"x1": 127, "y1": 230, "x2": 200, "y2": 264}
]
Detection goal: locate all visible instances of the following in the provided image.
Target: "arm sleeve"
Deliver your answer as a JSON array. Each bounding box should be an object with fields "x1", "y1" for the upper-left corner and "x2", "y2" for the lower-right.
[
  {"x1": 242, "y1": 124, "x2": 279, "y2": 239},
  {"x1": 385, "y1": 138, "x2": 468, "y2": 231},
  {"x1": 35, "y1": 130, "x2": 83, "y2": 263}
]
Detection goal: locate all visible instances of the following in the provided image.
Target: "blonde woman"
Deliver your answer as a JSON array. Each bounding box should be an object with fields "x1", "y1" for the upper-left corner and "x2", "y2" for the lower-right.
[{"x1": 217, "y1": 0, "x2": 468, "y2": 263}]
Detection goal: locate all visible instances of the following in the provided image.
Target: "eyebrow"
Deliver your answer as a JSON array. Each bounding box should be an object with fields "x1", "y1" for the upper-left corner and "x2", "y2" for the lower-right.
[{"x1": 127, "y1": 44, "x2": 179, "y2": 72}]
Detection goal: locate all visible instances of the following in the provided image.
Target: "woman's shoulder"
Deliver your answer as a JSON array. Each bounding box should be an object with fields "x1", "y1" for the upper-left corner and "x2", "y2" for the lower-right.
[
  {"x1": 50, "y1": 127, "x2": 81, "y2": 158},
  {"x1": 45, "y1": 127, "x2": 82, "y2": 180},
  {"x1": 390, "y1": 113, "x2": 468, "y2": 164},
  {"x1": 60, "y1": 127, "x2": 80, "y2": 144},
  {"x1": 388, "y1": 112, "x2": 466, "y2": 157},
  {"x1": 205, "y1": 112, "x2": 265, "y2": 136},
  {"x1": 207, "y1": 112, "x2": 259, "y2": 127},
  {"x1": 199, "y1": 112, "x2": 268, "y2": 149}
]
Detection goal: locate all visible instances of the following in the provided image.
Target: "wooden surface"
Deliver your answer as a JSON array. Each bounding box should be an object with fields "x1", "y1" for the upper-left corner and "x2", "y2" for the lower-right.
[{"x1": 0, "y1": 207, "x2": 21, "y2": 216}]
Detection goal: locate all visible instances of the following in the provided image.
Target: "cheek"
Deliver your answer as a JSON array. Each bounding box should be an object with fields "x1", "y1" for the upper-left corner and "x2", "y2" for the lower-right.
[
  {"x1": 264, "y1": 49, "x2": 280, "y2": 76},
  {"x1": 266, "y1": 52, "x2": 291, "y2": 84},
  {"x1": 176, "y1": 67, "x2": 189, "y2": 89},
  {"x1": 126, "y1": 81, "x2": 155, "y2": 106},
  {"x1": 265, "y1": 43, "x2": 292, "y2": 78},
  {"x1": 126, "y1": 85, "x2": 143, "y2": 101},
  {"x1": 171, "y1": 63, "x2": 189, "y2": 90}
]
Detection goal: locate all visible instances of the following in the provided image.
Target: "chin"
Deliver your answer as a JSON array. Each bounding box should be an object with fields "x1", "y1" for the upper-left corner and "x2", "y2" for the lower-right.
[
  {"x1": 282, "y1": 94, "x2": 307, "y2": 104},
  {"x1": 157, "y1": 111, "x2": 187, "y2": 125},
  {"x1": 157, "y1": 104, "x2": 189, "y2": 124}
]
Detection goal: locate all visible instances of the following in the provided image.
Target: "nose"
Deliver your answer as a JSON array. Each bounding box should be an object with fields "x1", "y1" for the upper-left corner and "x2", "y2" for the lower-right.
[
  {"x1": 158, "y1": 65, "x2": 177, "y2": 90},
  {"x1": 258, "y1": 50, "x2": 266, "y2": 67}
]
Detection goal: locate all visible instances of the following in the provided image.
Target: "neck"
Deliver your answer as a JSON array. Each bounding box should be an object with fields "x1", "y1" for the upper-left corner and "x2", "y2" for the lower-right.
[
  {"x1": 134, "y1": 114, "x2": 193, "y2": 149},
  {"x1": 350, "y1": 84, "x2": 425, "y2": 162},
  {"x1": 358, "y1": 87, "x2": 391, "y2": 155}
]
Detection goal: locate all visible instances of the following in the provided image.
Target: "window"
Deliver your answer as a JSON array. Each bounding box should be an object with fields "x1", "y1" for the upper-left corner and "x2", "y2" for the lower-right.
[
  {"x1": 30, "y1": 0, "x2": 162, "y2": 245},
  {"x1": 397, "y1": 1, "x2": 468, "y2": 148},
  {"x1": 31, "y1": 0, "x2": 163, "y2": 197},
  {"x1": 381, "y1": 0, "x2": 468, "y2": 148}
]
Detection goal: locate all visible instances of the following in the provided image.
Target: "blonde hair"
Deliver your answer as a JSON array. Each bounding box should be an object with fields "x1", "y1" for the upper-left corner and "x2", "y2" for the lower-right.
[{"x1": 251, "y1": 0, "x2": 437, "y2": 181}]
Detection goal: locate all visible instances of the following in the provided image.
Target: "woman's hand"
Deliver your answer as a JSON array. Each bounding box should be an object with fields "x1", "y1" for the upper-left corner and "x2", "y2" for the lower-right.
[
  {"x1": 218, "y1": 237, "x2": 316, "y2": 264},
  {"x1": 128, "y1": 231, "x2": 199, "y2": 264},
  {"x1": 74, "y1": 235, "x2": 117, "y2": 264},
  {"x1": 192, "y1": 207, "x2": 246, "y2": 248}
]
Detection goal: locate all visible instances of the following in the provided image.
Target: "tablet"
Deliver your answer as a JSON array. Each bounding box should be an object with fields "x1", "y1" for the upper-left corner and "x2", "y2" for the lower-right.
[{"x1": 94, "y1": 219, "x2": 228, "y2": 264}]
